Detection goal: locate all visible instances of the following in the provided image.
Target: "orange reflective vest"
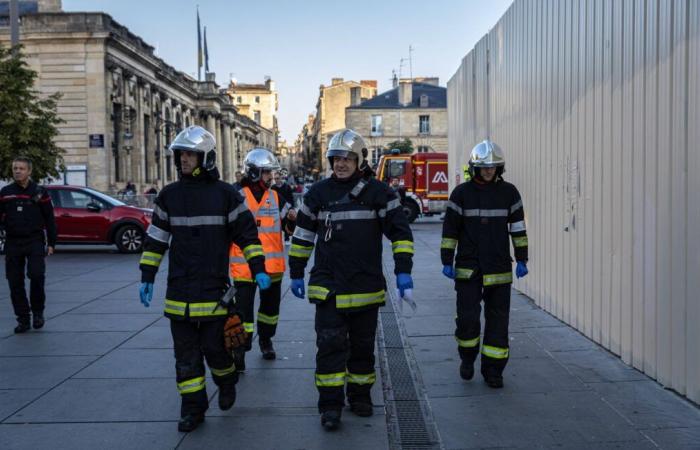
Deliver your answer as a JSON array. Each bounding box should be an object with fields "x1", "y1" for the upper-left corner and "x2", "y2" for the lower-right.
[{"x1": 229, "y1": 187, "x2": 285, "y2": 281}]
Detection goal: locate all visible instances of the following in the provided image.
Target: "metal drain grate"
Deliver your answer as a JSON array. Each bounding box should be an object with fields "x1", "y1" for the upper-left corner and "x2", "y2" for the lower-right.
[{"x1": 378, "y1": 267, "x2": 442, "y2": 450}]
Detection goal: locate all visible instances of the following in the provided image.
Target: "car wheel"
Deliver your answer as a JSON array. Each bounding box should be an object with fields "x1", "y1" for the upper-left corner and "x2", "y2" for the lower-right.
[
  {"x1": 0, "y1": 228, "x2": 5, "y2": 255},
  {"x1": 115, "y1": 225, "x2": 144, "y2": 254},
  {"x1": 403, "y1": 200, "x2": 420, "y2": 223}
]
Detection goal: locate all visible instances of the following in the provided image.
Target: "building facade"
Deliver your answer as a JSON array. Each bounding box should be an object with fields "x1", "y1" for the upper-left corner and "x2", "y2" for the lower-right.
[
  {"x1": 226, "y1": 78, "x2": 278, "y2": 150},
  {"x1": 345, "y1": 78, "x2": 448, "y2": 168},
  {"x1": 0, "y1": 4, "x2": 270, "y2": 191},
  {"x1": 309, "y1": 78, "x2": 377, "y2": 173}
]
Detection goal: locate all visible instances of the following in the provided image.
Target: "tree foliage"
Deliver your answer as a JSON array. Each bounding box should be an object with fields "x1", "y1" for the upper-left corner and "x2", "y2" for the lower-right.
[
  {"x1": 0, "y1": 45, "x2": 64, "y2": 181},
  {"x1": 384, "y1": 138, "x2": 413, "y2": 154}
]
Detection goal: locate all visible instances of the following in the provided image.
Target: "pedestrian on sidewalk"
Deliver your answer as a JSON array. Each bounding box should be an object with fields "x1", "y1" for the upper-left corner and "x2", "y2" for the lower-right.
[
  {"x1": 440, "y1": 140, "x2": 529, "y2": 389},
  {"x1": 289, "y1": 129, "x2": 414, "y2": 431},
  {"x1": 137, "y1": 126, "x2": 271, "y2": 432},
  {"x1": 0, "y1": 157, "x2": 56, "y2": 333},
  {"x1": 229, "y1": 148, "x2": 296, "y2": 370}
]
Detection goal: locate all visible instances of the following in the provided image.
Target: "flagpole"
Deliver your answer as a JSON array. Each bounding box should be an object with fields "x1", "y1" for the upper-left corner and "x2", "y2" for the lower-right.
[{"x1": 197, "y1": 5, "x2": 202, "y2": 81}]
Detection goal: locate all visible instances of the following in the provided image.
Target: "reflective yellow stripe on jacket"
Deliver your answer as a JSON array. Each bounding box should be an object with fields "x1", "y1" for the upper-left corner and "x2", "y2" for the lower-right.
[{"x1": 164, "y1": 299, "x2": 228, "y2": 318}]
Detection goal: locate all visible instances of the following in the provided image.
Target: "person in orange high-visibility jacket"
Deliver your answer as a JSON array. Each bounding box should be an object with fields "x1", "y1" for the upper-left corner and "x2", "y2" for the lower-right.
[{"x1": 229, "y1": 148, "x2": 296, "y2": 370}]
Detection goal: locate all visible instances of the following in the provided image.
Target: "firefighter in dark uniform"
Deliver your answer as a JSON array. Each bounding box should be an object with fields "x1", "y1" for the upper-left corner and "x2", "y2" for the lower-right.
[
  {"x1": 289, "y1": 129, "x2": 414, "y2": 430},
  {"x1": 0, "y1": 157, "x2": 56, "y2": 334},
  {"x1": 229, "y1": 148, "x2": 295, "y2": 369},
  {"x1": 440, "y1": 140, "x2": 529, "y2": 389},
  {"x1": 137, "y1": 126, "x2": 271, "y2": 432}
]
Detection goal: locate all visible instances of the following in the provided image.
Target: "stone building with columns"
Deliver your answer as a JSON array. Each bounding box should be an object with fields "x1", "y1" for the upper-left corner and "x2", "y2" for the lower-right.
[{"x1": 0, "y1": 2, "x2": 270, "y2": 191}]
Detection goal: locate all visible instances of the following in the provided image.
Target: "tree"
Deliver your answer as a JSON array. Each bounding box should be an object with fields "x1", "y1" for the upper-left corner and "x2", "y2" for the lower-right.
[
  {"x1": 384, "y1": 138, "x2": 413, "y2": 154},
  {"x1": 0, "y1": 45, "x2": 64, "y2": 181}
]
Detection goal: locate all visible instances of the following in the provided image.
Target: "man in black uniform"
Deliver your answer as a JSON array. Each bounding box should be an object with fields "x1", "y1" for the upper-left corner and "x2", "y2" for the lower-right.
[
  {"x1": 289, "y1": 129, "x2": 414, "y2": 430},
  {"x1": 440, "y1": 140, "x2": 529, "y2": 389},
  {"x1": 0, "y1": 157, "x2": 56, "y2": 333},
  {"x1": 137, "y1": 126, "x2": 271, "y2": 432}
]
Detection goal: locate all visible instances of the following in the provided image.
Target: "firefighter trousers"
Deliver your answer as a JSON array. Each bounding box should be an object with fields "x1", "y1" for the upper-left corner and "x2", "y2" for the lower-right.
[
  {"x1": 315, "y1": 296, "x2": 378, "y2": 413},
  {"x1": 234, "y1": 279, "x2": 282, "y2": 350},
  {"x1": 455, "y1": 278, "x2": 511, "y2": 377},
  {"x1": 170, "y1": 318, "x2": 237, "y2": 417},
  {"x1": 5, "y1": 238, "x2": 46, "y2": 322}
]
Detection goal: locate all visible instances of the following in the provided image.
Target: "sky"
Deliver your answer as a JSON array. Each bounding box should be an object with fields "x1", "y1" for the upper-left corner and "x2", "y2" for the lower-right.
[{"x1": 63, "y1": 0, "x2": 513, "y2": 143}]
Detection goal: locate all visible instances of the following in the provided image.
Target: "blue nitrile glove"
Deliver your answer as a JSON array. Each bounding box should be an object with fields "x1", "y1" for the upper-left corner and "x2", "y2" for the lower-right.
[
  {"x1": 396, "y1": 273, "x2": 414, "y2": 297},
  {"x1": 291, "y1": 278, "x2": 305, "y2": 299},
  {"x1": 255, "y1": 273, "x2": 272, "y2": 290},
  {"x1": 442, "y1": 265, "x2": 456, "y2": 279},
  {"x1": 139, "y1": 282, "x2": 153, "y2": 307},
  {"x1": 516, "y1": 261, "x2": 529, "y2": 279}
]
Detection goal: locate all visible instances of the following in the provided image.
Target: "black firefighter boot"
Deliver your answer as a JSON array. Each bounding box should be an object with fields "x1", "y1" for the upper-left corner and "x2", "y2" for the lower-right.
[
  {"x1": 32, "y1": 312, "x2": 45, "y2": 329},
  {"x1": 321, "y1": 410, "x2": 341, "y2": 431},
  {"x1": 178, "y1": 413, "x2": 205, "y2": 432},
  {"x1": 218, "y1": 383, "x2": 237, "y2": 411},
  {"x1": 459, "y1": 360, "x2": 475, "y2": 380},
  {"x1": 259, "y1": 338, "x2": 276, "y2": 360},
  {"x1": 14, "y1": 317, "x2": 30, "y2": 334}
]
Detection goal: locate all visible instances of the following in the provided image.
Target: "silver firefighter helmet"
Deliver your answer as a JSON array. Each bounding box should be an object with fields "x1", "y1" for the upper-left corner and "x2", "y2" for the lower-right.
[
  {"x1": 469, "y1": 140, "x2": 505, "y2": 168},
  {"x1": 243, "y1": 147, "x2": 281, "y2": 182},
  {"x1": 168, "y1": 126, "x2": 217, "y2": 172},
  {"x1": 326, "y1": 129, "x2": 366, "y2": 168}
]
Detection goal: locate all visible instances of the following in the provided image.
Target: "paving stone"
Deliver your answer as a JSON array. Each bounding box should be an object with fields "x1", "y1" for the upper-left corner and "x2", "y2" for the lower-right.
[
  {"x1": 5, "y1": 378, "x2": 181, "y2": 422},
  {"x1": 69, "y1": 298, "x2": 164, "y2": 315},
  {"x1": 421, "y1": 355, "x2": 586, "y2": 398},
  {"x1": 409, "y1": 332, "x2": 545, "y2": 364},
  {"x1": 40, "y1": 313, "x2": 158, "y2": 332},
  {"x1": 402, "y1": 313, "x2": 454, "y2": 337},
  {"x1": 0, "y1": 422, "x2": 183, "y2": 450},
  {"x1": 586, "y1": 380, "x2": 700, "y2": 429},
  {"x1": 120, "y1": 326, "x2": 172, "y2": 349},
  {"x1": 552, "y1": 349, "x2": 648, "y2": 383},
  {"x1": 0, "y1": 389, "x2": 46, "y2": 422},
  {"x1": 0, "y1": 356, "x2": 97, "y2": 388},
  {"x1": 0, "y1": 332, "x2": 133, "y2": 356},
  {"x1": 178, "y1": 414, "x2": 388, "y2": 450},
  {"x1": 430, "y1": 392, "x2": 647, "y2": 449},
  {"x1": 525, "y1": 326, "x2": 599, "y2": 352},
  {"x1": 641, "y1": 426, "x2": 700, "y2": 449},
  {"x1": 73, "y1": 349, "x2": 174, "y2": 378},
  {"x1": 236, "y1": 339, "x2": 316, "y2": 370}
]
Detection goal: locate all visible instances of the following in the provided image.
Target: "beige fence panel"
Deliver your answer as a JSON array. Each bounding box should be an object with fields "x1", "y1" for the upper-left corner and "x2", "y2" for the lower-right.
[{"x1": 447, "y1": 0, "x2": 700, "y2": 403}]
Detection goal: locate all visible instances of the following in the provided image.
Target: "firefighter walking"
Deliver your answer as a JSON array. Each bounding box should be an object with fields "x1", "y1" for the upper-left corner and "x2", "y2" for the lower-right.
[
  {"x1": 0, "y1": 157, "x2": 57, "y2": 334},
  {"x1": 289, "y1": 129, "x2": 414, "y2": 430},
  {"x1": 441, "y1": 140, "x2": 529, "y2": 388},
  {"x1": 229, "y1": 148, "x2": 295, "y2": 370},
  {"x1": 138, "y1": 126, "x2": 271, "y2": 432}
]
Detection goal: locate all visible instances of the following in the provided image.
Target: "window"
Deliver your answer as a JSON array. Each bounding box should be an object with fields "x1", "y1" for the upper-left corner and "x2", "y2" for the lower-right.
[
  {"x1": 419, "y1": 115, "x2": 430, "y2": 134},
  {"x1": 254, "y1": 110, "x2": 261, "y2": 124},
  {"x1": 237, "y1": 96, "x2": 242, "y2": 103},
  {"x1": 255, "y1": 96, "x2": 260, "y2": 103},
  {"x1": 371, "y1": 115, "x2": 383, "y2": 136},
  {"x1": 417, "y1": 146, "x2": 430, "y2": 153},
  {"x1": 419, "y1": 94, "x2": 429, "y2": 108},
  {"x1": 350, "y1": 87, "x2": 361, "y2": 106},
  {"x1": 388, "y1": 160, "x2": 406, "y2": 178},
  {"x1": 59, "y1": 190, "x2": 105, "y2": 209}
]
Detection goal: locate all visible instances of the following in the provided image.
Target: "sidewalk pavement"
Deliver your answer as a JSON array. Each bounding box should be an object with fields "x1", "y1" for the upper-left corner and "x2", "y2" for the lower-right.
[
  {"x1": 392, "y1": 220, "x2": 700, "y2": 449},
  {"x1": 0, "y1": 247, "x2": 387, "y2": 450},
  {"x1": 0, "y1": 221, "x2": 698, "y2": 449}
]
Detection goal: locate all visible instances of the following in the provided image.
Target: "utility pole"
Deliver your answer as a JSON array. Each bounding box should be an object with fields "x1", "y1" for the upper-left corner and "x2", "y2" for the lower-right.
[{"x1": 10, "y1": 0, "x2": 19, "y2": 54}]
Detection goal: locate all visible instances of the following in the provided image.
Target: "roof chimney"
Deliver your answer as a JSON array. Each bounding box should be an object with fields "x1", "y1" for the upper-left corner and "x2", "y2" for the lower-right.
[
  {"x1": 399, "y1": 81, "x2": 413, "y2": 106},
  {"x1": 331, "y1": 78, "x2": 344, "y2": 86}
]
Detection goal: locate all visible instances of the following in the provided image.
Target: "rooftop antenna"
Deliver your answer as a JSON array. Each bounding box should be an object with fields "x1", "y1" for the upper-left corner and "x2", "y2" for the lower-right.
[
  {"x1": 408, "y1": 44, "x2": 414, "y2": 80},
  {"x1": 399, "y1": 57, "x2": 407, "y2": 79}
]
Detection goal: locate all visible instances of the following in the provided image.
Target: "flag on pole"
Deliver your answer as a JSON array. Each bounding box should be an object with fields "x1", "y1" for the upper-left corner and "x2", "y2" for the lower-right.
[
  {"x1": 204, "y1": 26, "x2": 210, "y2": 73},
  {"x1": 197, "y1": 7, "x2": 202, "y2": 80}
]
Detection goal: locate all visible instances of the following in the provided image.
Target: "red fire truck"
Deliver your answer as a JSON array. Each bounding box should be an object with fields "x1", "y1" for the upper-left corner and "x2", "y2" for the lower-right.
[{"x1": 376, "y1": 152, "x2": 449, "y2": 222}]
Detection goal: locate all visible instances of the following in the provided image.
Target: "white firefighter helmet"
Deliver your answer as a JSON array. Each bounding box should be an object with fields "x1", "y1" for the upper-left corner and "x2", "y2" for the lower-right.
[
  {"x1": 469, "y1": 140, "x2": 505, "y2": 168},
  {"x1": 243, "y1": 147, "x2": 281, "y2": 182},
  {"x1": 168, "y1": 125, "x2": 217, "y2": 172},
  {"x1": 326, "y1": 129, "x2": 366, "y2": 168}
]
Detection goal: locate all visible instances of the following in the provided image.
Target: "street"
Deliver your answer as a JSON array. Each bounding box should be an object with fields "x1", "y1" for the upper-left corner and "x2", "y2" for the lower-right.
[{"x1": 0, "y1": 222, "x2": 698, "y2": 449}]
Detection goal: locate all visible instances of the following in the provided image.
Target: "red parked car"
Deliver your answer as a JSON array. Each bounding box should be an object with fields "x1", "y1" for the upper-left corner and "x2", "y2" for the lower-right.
[{"x1": 0, "y1": 185, "x2": 152, "y2": 254}]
